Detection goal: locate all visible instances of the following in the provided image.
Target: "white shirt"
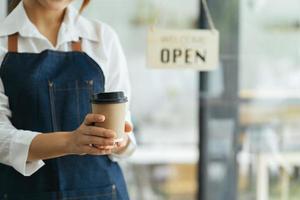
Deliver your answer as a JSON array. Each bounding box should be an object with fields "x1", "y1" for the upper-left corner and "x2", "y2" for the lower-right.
[{"x1": 0, "y1": 2, "x2": 136, "y2": 176}]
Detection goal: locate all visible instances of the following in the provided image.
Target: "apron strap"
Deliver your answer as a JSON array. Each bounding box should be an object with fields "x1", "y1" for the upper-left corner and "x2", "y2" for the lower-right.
[
  {"x1": 8, "y1": 33, "x2": 18, "y2": 53},
  {"x1": 71, "y1": 38, "x2": 82, "y2": 52}
]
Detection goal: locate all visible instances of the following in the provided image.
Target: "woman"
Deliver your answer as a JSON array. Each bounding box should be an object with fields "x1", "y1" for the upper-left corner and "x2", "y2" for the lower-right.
[{"x1": 0, "y1": 0, "x2": 136, "y2": 199}]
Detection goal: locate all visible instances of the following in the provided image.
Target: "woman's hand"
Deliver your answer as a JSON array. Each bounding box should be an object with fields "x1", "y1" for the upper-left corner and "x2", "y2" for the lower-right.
[
  {"x1": 27, "y1": 116, "x2": 131, "y2": 162},
  {"x1": 67, "y1": 114, "x2": 117, "y2": 155}
]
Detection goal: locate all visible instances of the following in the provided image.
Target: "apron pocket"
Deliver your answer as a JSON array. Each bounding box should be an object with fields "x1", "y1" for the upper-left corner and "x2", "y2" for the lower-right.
[
  {"x1": 60, "y1": 184, "x2": 117, "y2": 200},
  {"x1": 48, "y1": 79, "x2": 94, "y2": 131},
  {"x1": 4, "y1": 185, "x2": 116, "y2": 200},
  {"x1": 3, "y1": 191, "x2": 58, "y2": 200}
]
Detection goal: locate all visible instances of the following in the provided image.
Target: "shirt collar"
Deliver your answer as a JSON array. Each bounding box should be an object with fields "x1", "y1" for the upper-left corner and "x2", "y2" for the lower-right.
[
  {"x1": 0, "y1": 1, "x2": 100, "y2": 44},
  {"x1": 0, "y1": 1, "x2": 38, "y2": 38}
]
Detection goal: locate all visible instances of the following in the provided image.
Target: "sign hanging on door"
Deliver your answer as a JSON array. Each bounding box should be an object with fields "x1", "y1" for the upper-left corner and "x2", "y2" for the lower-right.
[{"x1": 147, "y1": 29, "x2": 219, "y2": 71}]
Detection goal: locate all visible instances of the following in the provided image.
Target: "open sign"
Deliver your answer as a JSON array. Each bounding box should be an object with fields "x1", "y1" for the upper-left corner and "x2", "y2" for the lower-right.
[
  {"x1": 147, "y1": 29, "x2": 219, "y2": 71},
  {"x1": 160, "y1": 48, "x2": 207, "y2": 64}
]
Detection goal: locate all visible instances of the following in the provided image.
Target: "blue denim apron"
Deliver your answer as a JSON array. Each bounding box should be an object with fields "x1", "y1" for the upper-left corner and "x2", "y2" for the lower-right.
[{"x1": 0, "y1": 33, "x2": 129, "y2": 200}]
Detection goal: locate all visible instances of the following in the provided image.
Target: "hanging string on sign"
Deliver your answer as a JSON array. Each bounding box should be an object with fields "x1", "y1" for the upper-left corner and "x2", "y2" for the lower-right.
[
  {"x1": 147, "y1": 0, "x2": 220, "y2": 71},
  {"x1": 201, "y1": 0, "x2": 216, "y2": 30}
]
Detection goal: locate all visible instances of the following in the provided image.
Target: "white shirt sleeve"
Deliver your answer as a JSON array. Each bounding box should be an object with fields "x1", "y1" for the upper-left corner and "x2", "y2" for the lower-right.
[
  {"x1": 0, "y1": 56, "x2": 45, "y2": 176},
  {"x1": 102, "y1": 25, "x2": 137, "y2": 161}
]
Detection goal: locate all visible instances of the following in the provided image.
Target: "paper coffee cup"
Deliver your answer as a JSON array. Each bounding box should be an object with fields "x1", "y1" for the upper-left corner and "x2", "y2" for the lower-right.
[{"x1": 91, "y1": 92, "x2": 128, "y2": 142}]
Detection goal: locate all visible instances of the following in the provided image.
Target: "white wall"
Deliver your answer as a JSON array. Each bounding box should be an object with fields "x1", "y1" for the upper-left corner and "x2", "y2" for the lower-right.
[{"x1": 0, "y1": 0, "x2": 7, "y2": 20}]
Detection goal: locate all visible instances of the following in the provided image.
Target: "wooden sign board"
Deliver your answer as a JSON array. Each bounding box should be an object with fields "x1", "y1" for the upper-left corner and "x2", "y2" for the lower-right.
[{"x1": 147, "y1": 29, "x2": 219, "y2": 71}]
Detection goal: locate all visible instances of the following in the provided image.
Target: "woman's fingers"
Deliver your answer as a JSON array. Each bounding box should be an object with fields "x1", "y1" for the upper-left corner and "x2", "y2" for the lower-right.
[
  {"x1": 71, "y1": 114, "x2": 127, "y2": 156},
  {"x1": 81, "y1": 145, "x2": 112, "y2": 155},
  {"x1": 81, "y1": 135, "x2": 114, "y2": 146},
  {"x1": 94, "y1": 145, "x2": 115, "y2": 150},
  {"x1": 124, "y1": 121, "x2": 133, "y2": 133},
  {"x1": 84, "y1": 126, "x2": 116, "y2": 138},
  {"x1": 84, "y1": 114, "x2": 105, "y2": 126}
]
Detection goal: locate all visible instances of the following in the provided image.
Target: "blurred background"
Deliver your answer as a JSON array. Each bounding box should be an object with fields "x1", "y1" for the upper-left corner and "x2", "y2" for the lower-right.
[{"x1": 2, "y1": 0, "x2": 300, "y2": 199}]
